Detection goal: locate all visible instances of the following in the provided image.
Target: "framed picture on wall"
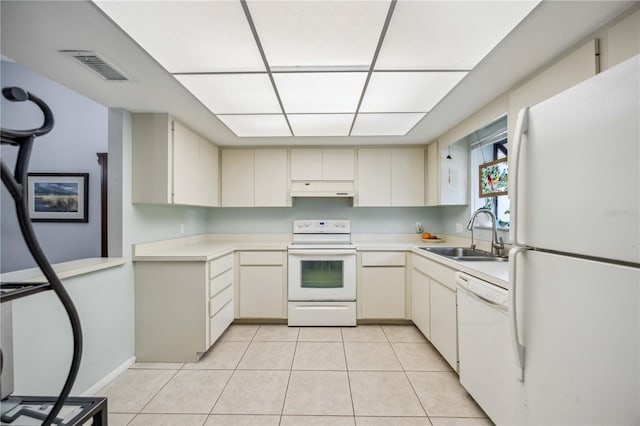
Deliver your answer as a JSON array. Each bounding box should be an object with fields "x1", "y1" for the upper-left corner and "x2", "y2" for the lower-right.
[
  {"x1": 479, "y1": 158, "x2": 508, "y2": 198},
  {"x1": 27, "y1": 173, "x2": 89, "y2": 222}
]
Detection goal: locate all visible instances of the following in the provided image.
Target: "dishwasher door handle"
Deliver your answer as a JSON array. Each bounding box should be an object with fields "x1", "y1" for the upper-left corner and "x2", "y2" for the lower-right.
[
  {"x1": 456, "y1": 272, "x2": 508, "y2": 310},
  {"x1": 466, "y1": 287, "x2": 507, "y2": 309}
]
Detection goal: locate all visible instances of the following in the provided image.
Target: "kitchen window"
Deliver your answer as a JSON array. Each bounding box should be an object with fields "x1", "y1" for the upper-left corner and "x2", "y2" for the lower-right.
[{"x1": 470, "y1": 116, "x2": 510, "y2": 229}]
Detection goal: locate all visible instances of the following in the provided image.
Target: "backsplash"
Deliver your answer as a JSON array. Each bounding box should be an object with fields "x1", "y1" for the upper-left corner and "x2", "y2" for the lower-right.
[{"x1": 207, "y1": 198, "x2": 442, "y2": 234}]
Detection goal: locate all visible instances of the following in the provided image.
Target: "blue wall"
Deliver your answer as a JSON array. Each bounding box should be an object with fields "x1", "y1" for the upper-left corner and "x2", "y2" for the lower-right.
[{"x1": 1, "y1": 60, "x2": 107, "y2": 272}]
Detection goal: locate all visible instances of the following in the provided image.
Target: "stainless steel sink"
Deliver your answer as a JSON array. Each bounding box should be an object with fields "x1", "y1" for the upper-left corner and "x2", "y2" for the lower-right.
[{"x1": 419, "y1": 246, "x2": 508, "y2": 262}]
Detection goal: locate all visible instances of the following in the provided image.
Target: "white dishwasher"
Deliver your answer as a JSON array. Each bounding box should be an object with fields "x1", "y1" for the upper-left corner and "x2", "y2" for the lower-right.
[{"x1": 456, "y1": 272, "x2": 521, "y2": 426}]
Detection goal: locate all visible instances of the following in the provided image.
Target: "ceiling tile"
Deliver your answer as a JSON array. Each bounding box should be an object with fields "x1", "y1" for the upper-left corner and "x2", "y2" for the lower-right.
[
  {"x1": 274, "y1": 72, "x2": 367, "y2": 113},
  {"x1": 175, "y1": 74, "x2": 281, "y2": 114},
  {"x1": 94, "y1": 1, "x2": 265, "y2": 73},
  {"x1": 359, "y1": 72, "x2": 467, "y2": 113},
  {"x1": 351, "y1": 113, "x2": 426, "y2": 136},
  {"x1": 288, "y1": 114, "x2": 354, "y2": 136},
  {"x1": 247, "y1": 0, "x2": 391, "y2": 68},
  {"x1": 217, "y1": 115, "x2": 291, "y2": 137},
  {"x1": 376, "y1": 1, "x2": 540, "y2": 70}
]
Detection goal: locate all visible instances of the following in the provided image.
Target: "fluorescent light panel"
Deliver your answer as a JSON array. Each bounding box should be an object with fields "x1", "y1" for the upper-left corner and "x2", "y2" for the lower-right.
[
  {"x1": 247, "y1": 0, "x2": 391, "y2": 68},
  {"x1": 97, "y1": 0, "x2": 539, "y2": 137},
  {"x1": 375, "y1": 1, "x2": 540, "y2": 70},
  {"x1": 94, "y1": 1, "x2": 265, "y2": 73},
  {"x1": 274, "y1": 72, "x2": 368, "y2": 113},
  {"x1": 352, "y1": 113, "x2": 426, "y2": 136},
  {"x1": 176, "y1": 74, "x2": 281, "y2": 114},
  {"x1": 288, "y1": 114, "x2": 354, "y2": 136},
  {"x1": 360, "y1": 72, "x2": 467, "y2": 113},
  {"x1": 217, "y1": 115, "x2": 291, "y2": 137}
]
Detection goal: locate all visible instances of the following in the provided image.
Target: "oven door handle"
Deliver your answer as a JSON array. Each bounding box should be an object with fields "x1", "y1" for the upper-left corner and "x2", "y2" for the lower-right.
[{"x1": 288, "y1": 249, "x2": 356, "y2": 256}]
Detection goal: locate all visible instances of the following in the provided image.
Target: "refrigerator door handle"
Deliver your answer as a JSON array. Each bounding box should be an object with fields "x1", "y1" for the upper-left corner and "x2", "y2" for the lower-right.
[
  {"x1": 509, "y1": 246, "x2": 528, "y2": 381},
  {"x1": 510, "y1": 107, "x2": 529, "y2": 247}
]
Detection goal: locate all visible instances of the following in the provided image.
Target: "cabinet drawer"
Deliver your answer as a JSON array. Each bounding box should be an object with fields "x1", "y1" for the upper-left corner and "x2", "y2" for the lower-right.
[
  {"x1": 210, "y1": 300, "x2": 234, "y2": 343},
  {"x1": 362, "y1": 251, "x2": 405, "y2": 266},
  {"x1": 239, "y1": 251, "x2": 283, "y2": 266},
  {"x1": 412, "y1": 254, "x2": 431, "y2": 275},
  {"x1": 209, "y1": 284, "x2": 233, "y2": 318},
  {"x1": 210, "y1": 268, "x2": 233, "y2": 297},
  {"x1": 413, "y1": 255, "x2": 456, "y2": 291},
  {"x1": 210, "y1": 253, "x2": 233, "y2": 278}
]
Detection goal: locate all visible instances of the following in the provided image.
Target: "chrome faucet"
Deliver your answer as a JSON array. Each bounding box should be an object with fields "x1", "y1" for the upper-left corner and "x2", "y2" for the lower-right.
[{"x1": 466, "y1": 208, "x2": 505, "y2": 256}]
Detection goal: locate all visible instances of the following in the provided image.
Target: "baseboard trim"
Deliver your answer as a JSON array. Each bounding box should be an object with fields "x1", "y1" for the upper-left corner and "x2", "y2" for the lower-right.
[{"x1": 82, "y1": 356, "x2": 136, "y2": 396}]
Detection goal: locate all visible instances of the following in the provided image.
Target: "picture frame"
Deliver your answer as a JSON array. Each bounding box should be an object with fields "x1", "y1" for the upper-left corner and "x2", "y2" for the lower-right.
[
  {"x1": 479, "y1": 157, "x2": 508, "y2": 198},
  {"x1": 27, "y1": 173, "x2": 89, "y2": 222}
]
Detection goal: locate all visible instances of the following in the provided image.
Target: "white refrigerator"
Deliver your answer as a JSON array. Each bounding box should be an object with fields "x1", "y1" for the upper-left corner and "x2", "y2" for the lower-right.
[{"x1": 509, "y1": 54, "x2": 639, "y2": 425}]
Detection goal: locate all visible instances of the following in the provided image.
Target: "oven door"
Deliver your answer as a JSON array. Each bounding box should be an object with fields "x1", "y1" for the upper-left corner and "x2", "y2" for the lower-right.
[{"x1": 288, "y1": 249, "x2": 356, "y2": 301}]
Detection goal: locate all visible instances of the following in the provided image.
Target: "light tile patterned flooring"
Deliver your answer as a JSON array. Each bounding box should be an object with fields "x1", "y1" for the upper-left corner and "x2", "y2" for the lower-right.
[{"x1": 96, "y1": 324, "x2": 492, "y2": 426}]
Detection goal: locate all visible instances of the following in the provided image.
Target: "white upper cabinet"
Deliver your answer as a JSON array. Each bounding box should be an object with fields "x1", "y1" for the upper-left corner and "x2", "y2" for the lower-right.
[
  {"x1": 198, "y1": 139, "x2": 219, "y2": 206},
  {"x1": 322, "y1": 148, "x2": 355, "y2": 180},
  {"x1": 391, "y1": 148, "x2": 424, "y2": 206},
  {"x1": 357, "y1": 147, "x2": 425, "y2": 206},
  {"x1": 254, "y1": 149, "x2": 288, "y2": 207},
  {"x1": 357, "y1": 148, "x2": 392, "y2": 206},
  {"x1": 426, "y1": 140, "x2": 468, "y2": 206},
  {"x1": 132, "y1": 113, "x2": 219, "y2": 207},
  {"x1": 290, "y1": 148, "x2": 354, "y2": 180},
  {"x1": 426, "y1": 142, "x2": 439, "y2": 206},
  {"x1": 221, "y1": 149, "x2": 254, "y2": 207},
  {"x1": 290, "y1": 149, "x2": 323, "y2": 180},
  {"x1": 173, "y1": 121, "x2": 202, "y2": 206},
  {"x1": 221, "y1": 148, "x2": 289, "y2": 207}
]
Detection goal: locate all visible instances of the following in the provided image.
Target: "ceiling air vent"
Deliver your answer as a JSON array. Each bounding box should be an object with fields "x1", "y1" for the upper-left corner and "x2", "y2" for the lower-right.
[{"x1": 60, "y1": 50, "x2": 130, "y2": 82}]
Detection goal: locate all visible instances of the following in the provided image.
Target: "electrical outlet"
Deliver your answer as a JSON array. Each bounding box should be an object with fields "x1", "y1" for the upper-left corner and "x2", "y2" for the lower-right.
[
  {"x1": 180, "y1": 223, "x2": 185, "y2": 234},
  {"x1": 415, "y1": 221, "x2": 423, "y2": 234},
  {"x1": 456, "y1": 223, "x2": 463, "y2": 233}
]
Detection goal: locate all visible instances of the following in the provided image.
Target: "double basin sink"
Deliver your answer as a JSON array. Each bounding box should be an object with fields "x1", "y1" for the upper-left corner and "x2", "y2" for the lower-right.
[{"x1": 419, "y1": 246, "x2": 508, "y2": 262}]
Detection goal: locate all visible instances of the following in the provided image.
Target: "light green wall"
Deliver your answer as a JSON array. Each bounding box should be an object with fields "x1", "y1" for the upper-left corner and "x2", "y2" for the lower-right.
[{"x1": 207, "y1": 198, "x2": 444, "y2": 235}]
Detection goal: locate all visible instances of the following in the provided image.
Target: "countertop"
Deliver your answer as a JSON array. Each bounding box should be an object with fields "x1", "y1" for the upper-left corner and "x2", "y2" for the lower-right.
[
  {"x1": 132, "y1": 234, "x2": 292, "y2": 262},
  {"x1": 133, "y1": 233, "x2": 509, "y2": 289},
  {"x1": 0, "y1": 257, "x2": 127, "y2": 284}
]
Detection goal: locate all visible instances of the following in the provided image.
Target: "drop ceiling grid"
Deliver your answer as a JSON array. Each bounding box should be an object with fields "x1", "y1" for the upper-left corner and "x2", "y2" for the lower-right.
[{"x1": 94, "y1": 0, "x2": 541, "y2": 138}]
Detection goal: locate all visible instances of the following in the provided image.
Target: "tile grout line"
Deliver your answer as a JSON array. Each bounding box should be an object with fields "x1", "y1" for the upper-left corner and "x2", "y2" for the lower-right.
[
  {"x1": 341, "y1": 327, "x2": 358, "y2": 424},
  {"x1": 205, "y1": 328, "x2": 256, "y2": 419},
  {"x1": 278, "y1": 326, "x2": 300, "y2": 425},
  {"x1": 383, "y1": 325, "x2": 432, "y2": 420},
  {"x1": 130, "y1": 367, "x2": 182, "y2": 421},
  {"x1": 389, "y1": 339, "x2": 434, "y2": 421}
]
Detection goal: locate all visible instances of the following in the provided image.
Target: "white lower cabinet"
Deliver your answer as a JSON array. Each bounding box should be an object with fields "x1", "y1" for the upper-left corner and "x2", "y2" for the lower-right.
[
  {"x1": 237, "y1": 251, "x2": 287, "y2": 319},
  {"x1": 361, "y1": 268, "x2": 406, "y2": 318},
  {"x1": 411, "y1": 253, "x2": 459, "y2": 371},
  {"x1": 359, "y1": 251, "x2": 407, "y2": 319},
  {"x1": 429, "y1": 278, "x2": 458, "y2": 369},
  {"x1": 134, "y1": 252, "x2": 234, "y2": 362},
  {"x1": 209, "y1": 255, "x2": 234, "y2": 344},
  {"x1": 411, "y1": 267, "x2": 430, "y2": 339}
]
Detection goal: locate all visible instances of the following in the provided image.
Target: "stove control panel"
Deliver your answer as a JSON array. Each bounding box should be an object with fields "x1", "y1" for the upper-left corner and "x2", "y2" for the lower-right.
[{"x1": 293, "y1": 219, "x2": 350, "y2": 234}]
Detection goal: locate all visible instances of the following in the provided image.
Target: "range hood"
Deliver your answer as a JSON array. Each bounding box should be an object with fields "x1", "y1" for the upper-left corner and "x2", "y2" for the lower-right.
[{"x1": 291, "y1": 181, "x2": 355, "y2": 198}]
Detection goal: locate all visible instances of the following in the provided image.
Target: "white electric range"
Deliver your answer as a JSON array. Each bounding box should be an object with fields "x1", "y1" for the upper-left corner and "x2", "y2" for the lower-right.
[{"x1": 287, "y1": 220, "x2": 356, "y2": 326}]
